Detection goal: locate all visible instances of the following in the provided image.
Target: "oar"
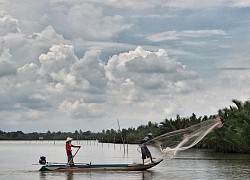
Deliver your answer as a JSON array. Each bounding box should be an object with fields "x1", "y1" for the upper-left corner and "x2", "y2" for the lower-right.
[{"x1": 68, "y1": 147, "x2": 81, "y2": 165}]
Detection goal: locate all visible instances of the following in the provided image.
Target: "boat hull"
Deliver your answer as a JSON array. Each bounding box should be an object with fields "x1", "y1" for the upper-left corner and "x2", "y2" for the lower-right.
[{"x1": 39, "y1": 159, "x2": 163, "y2": 172}]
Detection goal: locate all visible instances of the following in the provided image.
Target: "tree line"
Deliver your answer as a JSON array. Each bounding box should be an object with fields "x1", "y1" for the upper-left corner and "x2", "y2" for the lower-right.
[
  {"x1": 0, "y1": 130, "x2": 101, "y2": 141},
  {"x1": 0, "y1": 99, "x2": 249, "y2": 153}
]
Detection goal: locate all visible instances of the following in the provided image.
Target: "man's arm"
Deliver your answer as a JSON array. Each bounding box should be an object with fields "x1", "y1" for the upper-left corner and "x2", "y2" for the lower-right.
[{"x1": 71, "y1": 144, "x2": 81, "y2": 148}]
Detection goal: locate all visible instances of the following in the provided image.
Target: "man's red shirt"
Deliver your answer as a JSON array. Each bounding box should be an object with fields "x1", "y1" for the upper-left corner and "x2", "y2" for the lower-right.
[{"x1": 66, "y1": 142, "x2": 79, "y2": 155}]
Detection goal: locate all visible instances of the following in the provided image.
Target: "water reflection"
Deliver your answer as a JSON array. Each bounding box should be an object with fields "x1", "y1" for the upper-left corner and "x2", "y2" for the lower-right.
[
  {"x1": 39, "y1": 170, "x2": 160, "y2": 180},
  {"x1": 39, "y1": 171, "x2": 75, "y2": 180},
  {"x1": 39, "y1": 172, "x2": 46, "y2": 180},
  {"x1": 65, "y1": 172, "x2": 74, "y2": 180},
  {"x1": 141, "y1": 171, "x2": 156, "y2": 180},
  {"x1": 1, "y1": 141, "x2": 250, "y2": 180}
]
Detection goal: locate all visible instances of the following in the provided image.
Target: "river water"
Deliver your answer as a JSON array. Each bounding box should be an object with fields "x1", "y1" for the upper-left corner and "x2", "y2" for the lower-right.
[{"x1": 0, "y1": 141, "x2": 249, "y2": 180}]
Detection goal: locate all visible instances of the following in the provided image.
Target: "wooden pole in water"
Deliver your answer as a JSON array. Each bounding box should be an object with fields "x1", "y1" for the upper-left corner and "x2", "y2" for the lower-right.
[
  {"x1": 117, "y1": 119, "x2": 126, "y2": 154},
  {"x1": 127, "y1": 142, "x2": 129, "y2": 154}
]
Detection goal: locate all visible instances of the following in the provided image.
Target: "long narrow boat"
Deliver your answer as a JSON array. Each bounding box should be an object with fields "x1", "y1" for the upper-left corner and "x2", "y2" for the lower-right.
[{"x1": 39, "y1": 159, "x2": 163, "y2": 171}]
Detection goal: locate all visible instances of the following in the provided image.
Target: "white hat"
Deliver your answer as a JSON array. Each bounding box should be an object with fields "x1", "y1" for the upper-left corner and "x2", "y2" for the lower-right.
[
  {"x1": 66, "y1": 137, "x2": 73, "y2": 142},
  {"x1": 148, "y1": 133, "x2": 153, "y2": 136}
]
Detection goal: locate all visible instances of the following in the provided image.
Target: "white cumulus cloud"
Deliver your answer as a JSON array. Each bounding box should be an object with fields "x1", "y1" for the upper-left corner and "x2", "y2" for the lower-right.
[{"x1": 0, "y1": 11, "x2": 20, "y2": 36}]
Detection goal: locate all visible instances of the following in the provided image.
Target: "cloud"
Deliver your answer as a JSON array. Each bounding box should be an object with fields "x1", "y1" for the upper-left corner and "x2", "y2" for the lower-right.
[
  {"x1": 88, "y1": 0, "x2": 250, "y2": 9},
  {"x1": 0, "y1": 2, "x2": 249, "y2": 132},
  {"x1": 39, "y1": 44, "x2": 77, "y2": 75},
  {"x1": 145, "y1": 30, "x2": 226, "y2": 42},
  {"x1": 0, "y1": 40, "x2": 202, "y2": 129},
  {"x1": 2, "y1": 26, "x2": 68, "y2": 68},
  {"x1": 17, "y1": 63, "x2": 39, "y2": 82},
  {"x1": 31, "y1": 26, "x2": 64, "y2": 42},
  {"x1": 58, "y1": 99, "x2": 107, "y2": 118},
  {"x1": 2, "y1": 1, "x2": 133, "y2": 41},
  {"x1": 182, "y1": 41, "x2": 207, "y2": 46},
  {"x1": 105, "y1": 46, "x2": 201, "y2": 105},
  {"x1": 216, "y1": 54, "x2": 250, "y2": 86},
  {"x1": 59, "y1": 3, "x2": 132, "y2": 40},
  {"x1": 72, "y1": 49, "x2": 108, "y2": 93},
  {"x1": 0, "y1": 11, "x2": 20, "y2": 36},
  {"x1": 225, "y1": 0, "x2": 250, "y2": 8},
  {"x1": 0, "y1": 37, "x2": 12, "y2": 61},
  {"x1": 0, "y1": 61, "x2": 16, "y2": 77}
]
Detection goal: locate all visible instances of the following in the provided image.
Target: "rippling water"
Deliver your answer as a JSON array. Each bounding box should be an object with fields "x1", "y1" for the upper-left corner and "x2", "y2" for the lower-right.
[{"x1": 0, "y1": 141, "x2": 250, "y2": 180}]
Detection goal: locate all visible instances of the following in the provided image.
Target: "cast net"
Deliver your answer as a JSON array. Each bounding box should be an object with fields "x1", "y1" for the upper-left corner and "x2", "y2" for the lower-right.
[{"x1": 150, "y1": 117, "x2": 223, "y2": 158}]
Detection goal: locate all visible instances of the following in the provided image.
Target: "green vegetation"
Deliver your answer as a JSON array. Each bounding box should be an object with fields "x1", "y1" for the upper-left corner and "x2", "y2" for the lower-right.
[
  {"x1": 0, "y1": 130, "x2": 102, "y2": 141},
  {"x1": 209, "y1": 99, "x2": 250, "y2": 153},
  {"x1": 1, "y1": 99, "x2": 250, "y2": 153}
]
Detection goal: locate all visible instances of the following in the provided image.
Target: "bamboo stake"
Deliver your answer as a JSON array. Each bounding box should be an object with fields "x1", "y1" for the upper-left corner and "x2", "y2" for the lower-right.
[{"x1": 117, "y1": 119, "x2": 126, "y2": 154}]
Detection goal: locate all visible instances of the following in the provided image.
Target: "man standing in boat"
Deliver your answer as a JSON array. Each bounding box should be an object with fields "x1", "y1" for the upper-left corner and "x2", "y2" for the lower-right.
[
  {"x1": 140, "y1": 133, "x2": 154, "y2": 164},
  {"x1": 66, "y1": 137, "x2": 81, "y2": 166}
]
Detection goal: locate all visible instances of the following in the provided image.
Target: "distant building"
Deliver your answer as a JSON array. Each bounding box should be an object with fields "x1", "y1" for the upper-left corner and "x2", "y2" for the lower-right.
[{"x1": 39, "y1": 137, "x2": 44, "y2": 140}]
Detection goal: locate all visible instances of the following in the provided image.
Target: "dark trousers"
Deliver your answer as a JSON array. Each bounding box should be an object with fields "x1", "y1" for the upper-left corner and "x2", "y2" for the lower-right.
[{"x1": 67, "y1": 153, "x2": 74, "y2": 165}]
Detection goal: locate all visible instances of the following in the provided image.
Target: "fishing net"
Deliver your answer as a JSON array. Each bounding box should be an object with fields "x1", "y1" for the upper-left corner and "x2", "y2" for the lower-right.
[{"x1": 150, "y1": 117, "x2": 223, "y2": 158}]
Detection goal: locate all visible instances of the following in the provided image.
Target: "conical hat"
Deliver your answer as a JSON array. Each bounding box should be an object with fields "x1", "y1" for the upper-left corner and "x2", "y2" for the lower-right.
[{"x1": 66, "y1": 137, "x2": 73, "y2": 142}]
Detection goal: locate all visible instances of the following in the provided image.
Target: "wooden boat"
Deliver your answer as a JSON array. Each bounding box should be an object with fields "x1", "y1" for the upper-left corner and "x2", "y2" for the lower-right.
[{"x1": 39, "y1": 158, "x2": 163, "y2": 171}]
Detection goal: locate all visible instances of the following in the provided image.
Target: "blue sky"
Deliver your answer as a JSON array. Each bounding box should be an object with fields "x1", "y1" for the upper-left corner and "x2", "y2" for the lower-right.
[{"x1": 0, "y1": 0, "x2": 250, "y2": 132}]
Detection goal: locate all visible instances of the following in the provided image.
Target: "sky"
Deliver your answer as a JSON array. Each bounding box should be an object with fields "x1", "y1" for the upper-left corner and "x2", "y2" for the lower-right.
[{"x1": 0, "y1": 0, "x2": 250, "y2": 133}]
